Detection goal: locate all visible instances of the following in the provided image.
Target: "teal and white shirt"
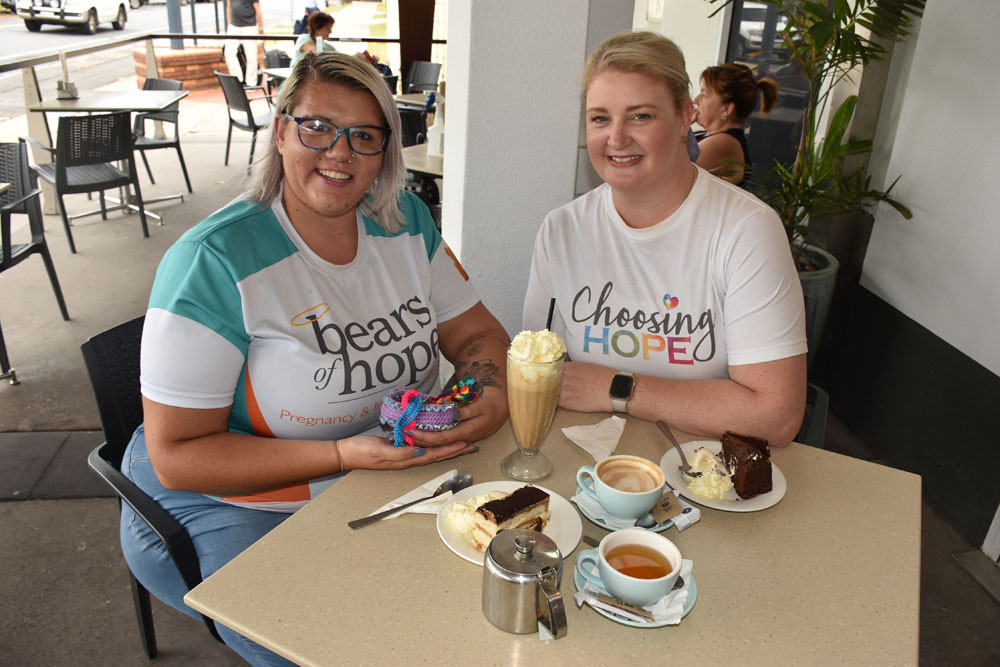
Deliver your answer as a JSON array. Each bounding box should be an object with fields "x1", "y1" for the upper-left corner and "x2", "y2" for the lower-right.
[{"x1": 140, "y1": 189, "x2": 478, "y2": 511}]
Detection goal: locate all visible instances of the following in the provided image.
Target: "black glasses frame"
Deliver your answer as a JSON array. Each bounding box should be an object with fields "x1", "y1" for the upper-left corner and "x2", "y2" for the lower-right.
[{"x1": 281, "y1": 113, "x2": 391, "y2": 155}]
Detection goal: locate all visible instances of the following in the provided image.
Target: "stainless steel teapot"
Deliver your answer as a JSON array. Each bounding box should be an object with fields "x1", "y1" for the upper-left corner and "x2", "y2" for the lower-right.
[{"x1": 482, "y1": 530, "x2": 567, "y2": 638}]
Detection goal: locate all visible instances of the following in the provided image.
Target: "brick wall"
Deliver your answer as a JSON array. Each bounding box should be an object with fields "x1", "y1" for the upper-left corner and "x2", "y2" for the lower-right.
[{"x1": 132, "y1": 44, "x2": 265, "y2": 91}]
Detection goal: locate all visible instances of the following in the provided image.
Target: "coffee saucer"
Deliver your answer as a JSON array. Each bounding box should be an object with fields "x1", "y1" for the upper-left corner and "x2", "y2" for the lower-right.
[
  {"x1": 574, "y1": 486, "x2": 674, "y2": 533},
  {"x1": 573, "y1": 566, "x2": 697, "y2": 628}
]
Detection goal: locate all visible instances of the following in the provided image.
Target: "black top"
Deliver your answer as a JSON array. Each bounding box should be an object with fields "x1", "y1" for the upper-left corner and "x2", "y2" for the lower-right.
[{"x1": 697, "y1": 128, "x2": 751, "y2": 187}]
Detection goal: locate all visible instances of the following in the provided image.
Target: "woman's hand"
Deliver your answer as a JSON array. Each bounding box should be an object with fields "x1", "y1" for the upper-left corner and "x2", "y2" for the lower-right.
[
  {"x1": 557, "y1": 360, "x2": 616, "y2": 413},
  {"x1": 341, "y1": 434, "x2": 477, "y2": 471},
  {"x1": 407, "y1": 385, "x2": 509, "y2": 448}
]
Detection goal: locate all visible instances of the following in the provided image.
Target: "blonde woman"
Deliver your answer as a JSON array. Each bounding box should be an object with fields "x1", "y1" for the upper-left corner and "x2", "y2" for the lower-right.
[
  {"x1": 121, "y1": 53, "x2": 509, "y2": 666},
  {"x1": 523, "y1": 31, "x2": 806, "y2": 446}
]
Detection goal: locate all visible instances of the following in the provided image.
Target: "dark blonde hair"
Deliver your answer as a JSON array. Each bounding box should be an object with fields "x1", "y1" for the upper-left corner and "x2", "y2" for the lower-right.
[
  {"x1": 583, "y1": 31, "x2": 690, "y2": 112},
  {"x1": 700, "y1": 63, "x2": 778, "y2": 121},
  {"x1": 246, "y1": 52, "x2": 405, "y2": 233},
  {"x1": 307, "y1": 12, "x2": 334, "y2": 39}
]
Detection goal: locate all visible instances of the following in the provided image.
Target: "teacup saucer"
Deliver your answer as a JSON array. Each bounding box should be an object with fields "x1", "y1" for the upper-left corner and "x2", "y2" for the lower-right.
[
  {"x1": 573, "y1": 566, "x2": 697, "y2": 628},
  {"x1": 574, "y1": 486, "x2": 674, "y2": 533}
]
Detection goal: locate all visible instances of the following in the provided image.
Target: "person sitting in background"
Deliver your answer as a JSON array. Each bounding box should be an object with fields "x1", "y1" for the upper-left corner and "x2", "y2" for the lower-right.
[
  {"x1": 523, "y1": 31, "x2": 806, "y2": 447},
  {"x1": 120, "y1": 53, "x2": 510, "y2": 666},
  {"x1": 293, "y1": 4, "x2": 319, "y2": 35},
  {"x1": 693, "y1": 63, "x2": 778, "y2": 186},
  {"x1": 292, "y1": 11, "x2": 338, "y2": 65}
]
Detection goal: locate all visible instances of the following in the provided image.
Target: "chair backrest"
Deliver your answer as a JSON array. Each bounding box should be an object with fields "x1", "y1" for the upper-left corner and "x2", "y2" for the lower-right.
[
  {"x1": 265, "y1": 49, "x2": 291, "y2": 68},
  {"x1": 398, "y1": 109, "x2": 428, "y2": 147},
  {"x1": 80, "y1": 316, "x2": 145, "y2": 469},
  {"x1": 138, "y1": 77, "x2": 183, "y2": 125},
  {"x1": 215, "y1": 71, "x2": 256, "y2": 127},
  {"x1": 0, "y1": 140, "x2": 45, "y2": 267},
  {"x1": 382, "y1": 74, "x2": 398, "y2": 95},
  {"x1": 56, "y1": 111, "x2": 134, "y2": 172},
  {"x1": 403, "y1": 60, "x2": 441, "y2": 94}
]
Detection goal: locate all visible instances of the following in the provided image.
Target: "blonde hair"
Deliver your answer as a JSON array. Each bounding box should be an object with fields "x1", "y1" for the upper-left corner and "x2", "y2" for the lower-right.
[
  {"x1": 246, "y1": 52, "x2": 406, "y2": 233},
  {"x1": 583, "y1": 30, "x2": 691, "y2": 112}
]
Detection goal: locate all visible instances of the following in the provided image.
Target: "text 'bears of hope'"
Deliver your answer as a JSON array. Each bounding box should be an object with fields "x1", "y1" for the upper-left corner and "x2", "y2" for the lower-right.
[
  {"x1": 572, "y1": 282, "x2": 716, "y2": 363},
  {"x1": 295, "y1": 296, "x2": 439, "y2": 396}
]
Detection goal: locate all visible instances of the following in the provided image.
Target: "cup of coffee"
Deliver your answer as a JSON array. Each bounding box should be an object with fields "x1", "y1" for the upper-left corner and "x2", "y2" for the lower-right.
[
  {"x1": 576, "y1": 528, "x2": 681, "y2": 607},
  {"x1": 576, "y1": 455, "x2": 665, "y2": 520}
]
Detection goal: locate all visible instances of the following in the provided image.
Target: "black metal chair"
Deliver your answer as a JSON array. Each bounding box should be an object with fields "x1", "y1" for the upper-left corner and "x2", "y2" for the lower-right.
[
  {"x1": 0, "y1": 140, "x2": 70, "y2": 385},
  {"x1": 797, "y1": 295, "x2": 829, "y2": 448},
  {"x1": 214, "y1": 71, "x2": 274, "y2": 168},
  {"x1": 264, "y1": 49, "x2": 291, "y2": 97},
  {"x1": 82, "y1": 316, "x2": 224, "y2": 659},
  {"x1": 402, "y1": 60, "x2": 441, "y2": 94},
  {"x1": 26, "y1": 111, "x2": 149, "y2": 254},
  {"x1": 132, "y1": 78, "x2": 192, "y2": 194}
]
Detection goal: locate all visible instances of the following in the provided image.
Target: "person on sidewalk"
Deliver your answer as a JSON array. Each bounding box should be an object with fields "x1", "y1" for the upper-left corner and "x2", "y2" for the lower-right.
[{"x1": 224, "y1": 0, "x2": 264, "y2": 85}]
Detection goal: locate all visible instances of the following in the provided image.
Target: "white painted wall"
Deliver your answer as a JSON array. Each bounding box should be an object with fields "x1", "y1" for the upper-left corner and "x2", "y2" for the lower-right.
[
  {"x1": 862, "y1": 0, "x2": 1000, "y2": 376},
  {"x1": 632, "y1": 0, "x2": 729, "y2": 89},
  {"x1": 444, "y1": 0, "x2": 632, "y2": 334}
]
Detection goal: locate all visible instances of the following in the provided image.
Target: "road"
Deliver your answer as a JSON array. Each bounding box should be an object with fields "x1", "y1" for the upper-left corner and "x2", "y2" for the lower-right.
[{"x1": 0, "y1": 1, "x2": 292, "y2": 119}]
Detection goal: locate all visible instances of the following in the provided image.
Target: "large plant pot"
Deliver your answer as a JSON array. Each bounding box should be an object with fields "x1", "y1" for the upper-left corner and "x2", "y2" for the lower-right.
[{"x1": 798, "y1": 244, "x2": 839, "y2": 369}]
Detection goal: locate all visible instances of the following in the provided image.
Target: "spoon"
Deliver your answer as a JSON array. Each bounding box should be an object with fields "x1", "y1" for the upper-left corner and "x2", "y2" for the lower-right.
[
  {"x1": 347, "y1": 473, "x2": 474, "y2": 530},
  {"x1": 656, "y1": 420, "x2": 700, "y2": 477}
]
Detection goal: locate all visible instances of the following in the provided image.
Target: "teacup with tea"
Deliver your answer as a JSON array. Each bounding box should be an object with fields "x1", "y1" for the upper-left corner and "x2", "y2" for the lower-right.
[
  {"x1": 576, "y1": 455, "x2": 665, "y2": 520},
  {"x1": 576, "y1": 528, "x2": 681, "y2": 607}
]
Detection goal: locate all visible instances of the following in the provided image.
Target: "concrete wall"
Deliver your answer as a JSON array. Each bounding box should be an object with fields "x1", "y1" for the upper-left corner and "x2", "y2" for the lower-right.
[
  {"x1": 861, "y1": 0, "x2": 1000, "y2": 377},
  {"x1": 444, "y1": 0, "x2": 631, "y2": 334}
]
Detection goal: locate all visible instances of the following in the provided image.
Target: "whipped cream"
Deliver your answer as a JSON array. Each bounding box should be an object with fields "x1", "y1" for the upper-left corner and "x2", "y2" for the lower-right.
[
  {"x1": 684, "y1": 447, "x2": 734, "y2": 500},
  {"x1": 447, "y1": 491, "x2": 508, "y2": 535},
  {"x1": 508, "y1": 329, "x2": 566, "y2": 364}
]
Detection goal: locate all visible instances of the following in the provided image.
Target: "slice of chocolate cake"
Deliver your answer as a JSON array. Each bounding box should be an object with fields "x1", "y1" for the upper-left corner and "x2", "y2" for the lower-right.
[
  {"x1": 472, "y1": 485, "x2": 550, "y2": 551},
  {"x1": 720, "y1": 431, "x2": 772, "y2": 499}
]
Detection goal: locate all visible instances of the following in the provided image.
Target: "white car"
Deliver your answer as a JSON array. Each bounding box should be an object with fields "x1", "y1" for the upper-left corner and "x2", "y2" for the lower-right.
[{"x1": 16, "y1": 0, "x2": 128, "y2": 33}]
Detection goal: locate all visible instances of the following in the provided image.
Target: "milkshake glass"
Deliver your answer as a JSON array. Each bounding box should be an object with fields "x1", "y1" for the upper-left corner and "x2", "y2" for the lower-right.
[{"x1": 502, "y1": 345, "x2": 565, "y2": 482}]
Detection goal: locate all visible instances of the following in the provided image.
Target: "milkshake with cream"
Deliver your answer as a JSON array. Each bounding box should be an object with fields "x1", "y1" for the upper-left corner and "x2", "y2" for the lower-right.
[{"x1": 501, "y1": 330, "x2": 566, "y2": 481}]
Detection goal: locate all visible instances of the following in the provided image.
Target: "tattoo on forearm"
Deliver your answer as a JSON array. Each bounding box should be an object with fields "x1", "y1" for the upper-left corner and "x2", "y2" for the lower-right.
[
  {"x1": 464, "y1": 360, "x2": 502, "y2": 389},
  {"x1": 466, "y1": 340, "x2": 485, "y2": 357}
]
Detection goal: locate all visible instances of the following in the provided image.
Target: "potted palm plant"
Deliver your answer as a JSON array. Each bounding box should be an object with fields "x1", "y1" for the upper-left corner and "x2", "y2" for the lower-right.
[{"x1": 709, "y1": 0, "x2": 924, "y2": 364}]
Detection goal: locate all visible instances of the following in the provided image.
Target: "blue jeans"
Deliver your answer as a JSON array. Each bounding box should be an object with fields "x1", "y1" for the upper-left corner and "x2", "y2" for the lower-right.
[{"x1": 120, "y1": 425, "x2": 295, "y2": 667}]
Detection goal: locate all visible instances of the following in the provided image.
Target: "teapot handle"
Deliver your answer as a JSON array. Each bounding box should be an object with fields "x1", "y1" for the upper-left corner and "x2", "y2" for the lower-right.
[{"x1": 536, "y1": 566, "x2": 567, "y2": 639}]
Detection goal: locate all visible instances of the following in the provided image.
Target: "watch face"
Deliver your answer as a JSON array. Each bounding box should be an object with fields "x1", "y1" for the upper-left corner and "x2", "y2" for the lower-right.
[{"x1": 609, "y1": 374, "x2": 634, "y2": 400}]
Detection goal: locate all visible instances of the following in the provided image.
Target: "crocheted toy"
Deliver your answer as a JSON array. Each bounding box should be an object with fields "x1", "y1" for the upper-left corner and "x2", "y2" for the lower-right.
[{"x1": 380, "y1": 378, "x2": 478, "y2": 447}]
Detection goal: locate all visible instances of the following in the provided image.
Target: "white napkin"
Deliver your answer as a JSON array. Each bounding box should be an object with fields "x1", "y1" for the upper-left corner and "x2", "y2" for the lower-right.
[
  {"x1": 574, "y1": 559, "x2": 694, "y2": 625},
  {"x1": 571, "y1": 489, "x2": 701, "y2": 531},
  {"x1": 368, "y1": 469, "x2": 458, "y2": 520},
  {"x1": 562, "y1": 416, "x2": 626, "y2": 461}
]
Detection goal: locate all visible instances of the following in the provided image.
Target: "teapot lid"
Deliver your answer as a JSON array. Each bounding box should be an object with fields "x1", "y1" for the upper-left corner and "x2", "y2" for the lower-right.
[{"x1": 486, "y1": 530, "x2": 562, "y2": 575}]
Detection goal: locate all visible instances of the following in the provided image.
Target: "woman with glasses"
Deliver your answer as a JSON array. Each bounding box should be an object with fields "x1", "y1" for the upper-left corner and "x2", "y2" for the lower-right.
[
  {"x1": 121, "y1": 53, "x2": 509, "y2": 666},
  {"x1": 522, "y1": 31, "x2": 806, "y2": 447}
]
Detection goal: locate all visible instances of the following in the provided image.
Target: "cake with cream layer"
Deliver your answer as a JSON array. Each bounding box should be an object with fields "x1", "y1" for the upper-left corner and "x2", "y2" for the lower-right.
[{"x1": 471, "y1": 486, "x2": 550, "y2": 551}]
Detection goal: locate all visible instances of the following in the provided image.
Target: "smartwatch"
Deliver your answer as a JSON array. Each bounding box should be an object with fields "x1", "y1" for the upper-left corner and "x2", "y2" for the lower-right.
[{"x1": 609, "y1": 372, "x2": 635, "y2": 413}]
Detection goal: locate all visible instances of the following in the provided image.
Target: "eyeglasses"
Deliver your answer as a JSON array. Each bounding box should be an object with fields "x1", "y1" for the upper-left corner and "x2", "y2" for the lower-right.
[{"x1": 282, "y1": 114, "x2": 391, "y2": 155}]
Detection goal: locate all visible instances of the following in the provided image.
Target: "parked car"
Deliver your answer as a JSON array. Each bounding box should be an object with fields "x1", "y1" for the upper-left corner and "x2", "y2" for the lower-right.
[
  {"x1": 739, "y1": 1, "x2": 789, "y2": 55},
  {"x1": 16, "y1": 0, "x2": 127, "y2": 33}
]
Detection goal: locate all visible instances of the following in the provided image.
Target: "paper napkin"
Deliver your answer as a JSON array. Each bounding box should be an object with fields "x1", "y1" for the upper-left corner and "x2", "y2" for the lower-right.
[
  {"x1": 570, "y1": 489, "x2": 701, "y2": 531},
  {"x1": 574, "y1": 559, "x2": 694, "y2": 625},
  {"x1": 562, "y1": 416, "x2": 626, "y2": 461},
  {"x1": 368, "y1": 468, "x2": 458, "y2": 520}
]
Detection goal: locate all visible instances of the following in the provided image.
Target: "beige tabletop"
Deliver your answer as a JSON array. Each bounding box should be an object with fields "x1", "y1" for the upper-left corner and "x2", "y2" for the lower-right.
[
  {"x1": 401, "y1": 143, "x2": 443, "y2": 178},
  {"x1": 185, "y1": 412, "x2": 921, "y2": 666},
  {"x1": 28, "y1": 90, "x2": 189, "y2": 113}
]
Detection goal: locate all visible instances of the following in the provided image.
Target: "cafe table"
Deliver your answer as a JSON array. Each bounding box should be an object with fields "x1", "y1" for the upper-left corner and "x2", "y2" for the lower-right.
[
  {"x1": 185, "y1": 411, "x2": 921, "y2": 666},
  {"x1": 29, "y1": 89, "x2": 191, "y2": 222}
]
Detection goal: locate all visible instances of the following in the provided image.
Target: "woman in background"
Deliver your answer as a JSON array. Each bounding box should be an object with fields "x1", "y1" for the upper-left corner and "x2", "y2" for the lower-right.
[
  {"x1": 693, "y1": 63, "x2": 778, "y2": 186},
  {"x1": 292, "y1": 11, "x2": 337, "y2": 65}
]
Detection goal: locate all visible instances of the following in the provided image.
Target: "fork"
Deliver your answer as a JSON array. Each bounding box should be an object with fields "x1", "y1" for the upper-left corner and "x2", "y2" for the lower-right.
[{"x1": 656, "y1": 421, "x2": 700, "y2": 477}]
